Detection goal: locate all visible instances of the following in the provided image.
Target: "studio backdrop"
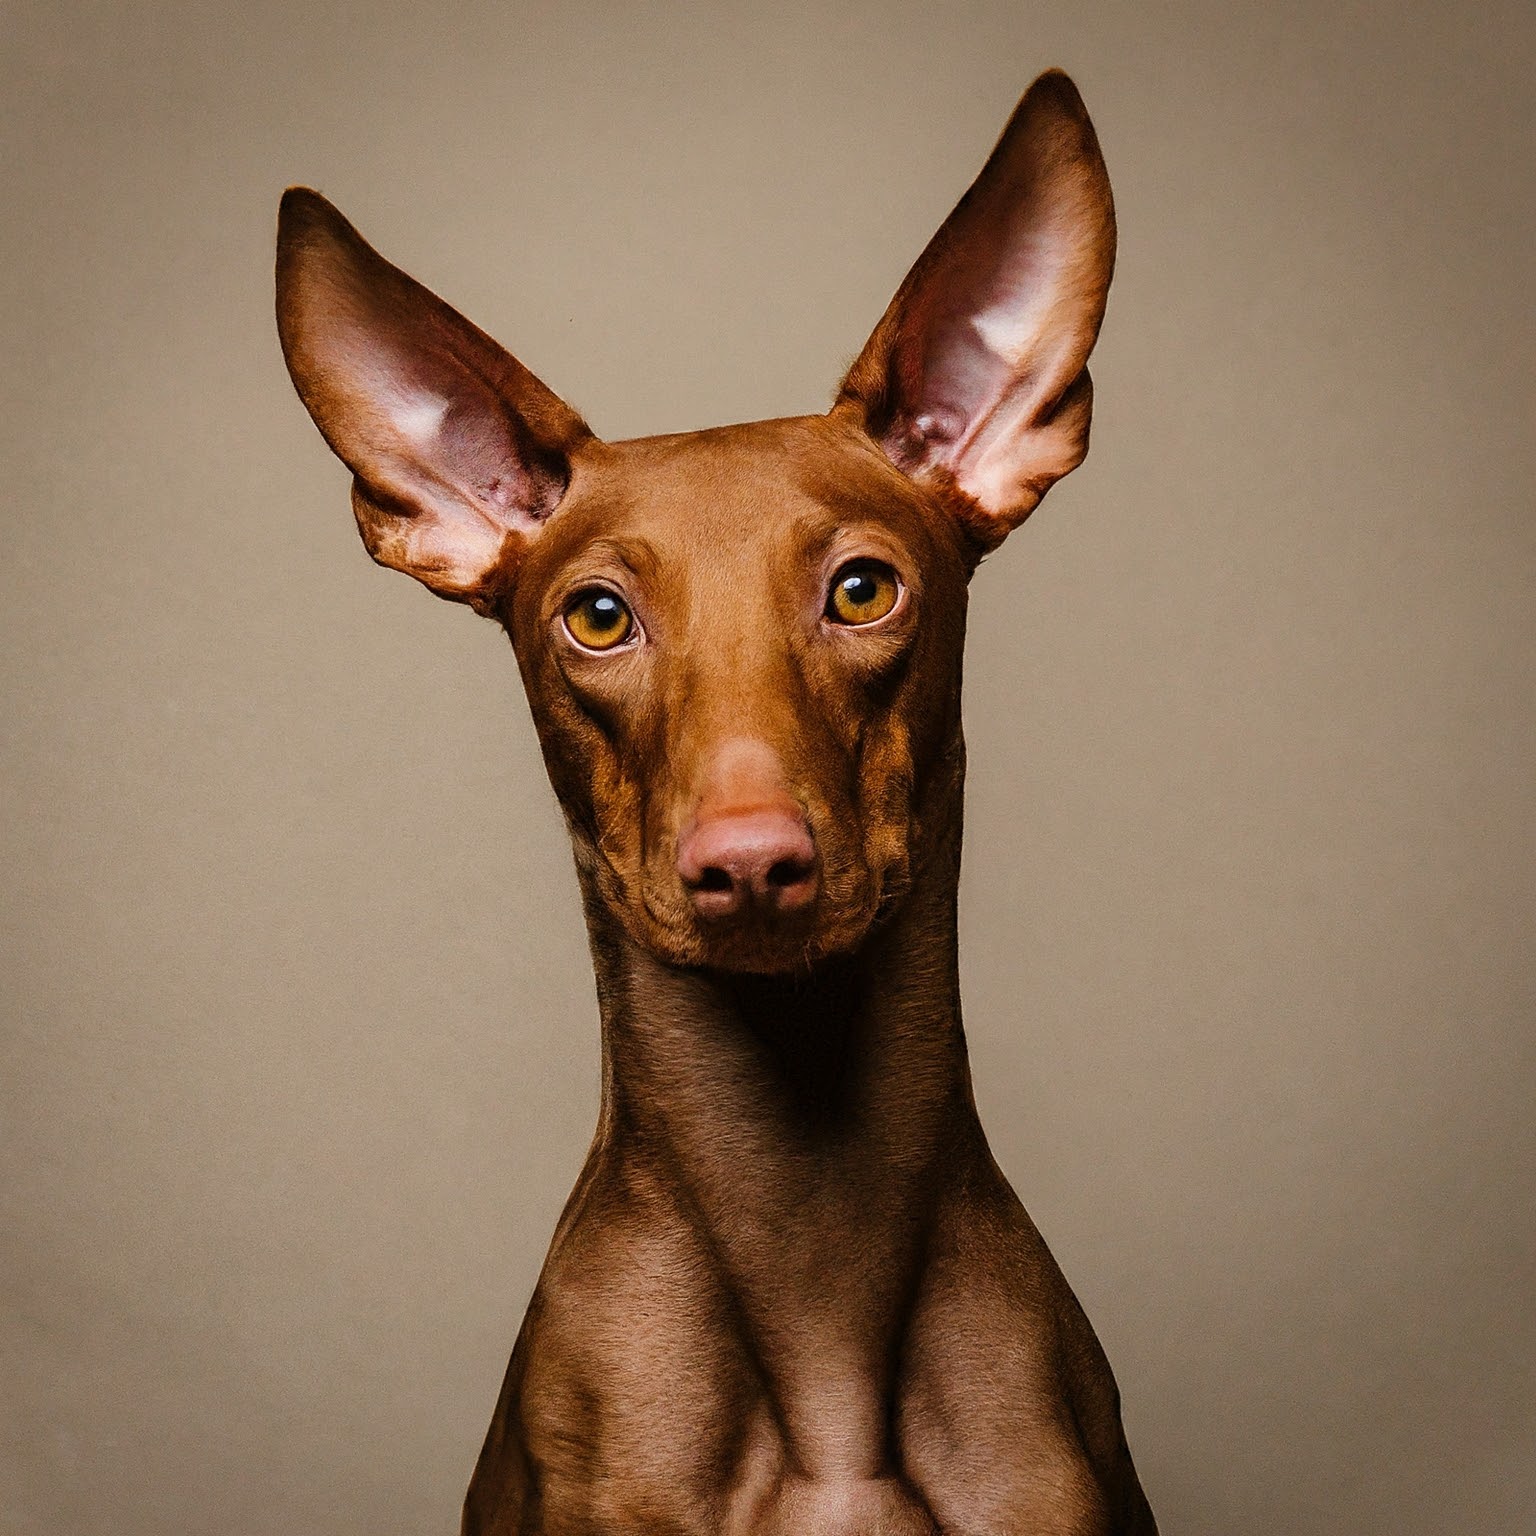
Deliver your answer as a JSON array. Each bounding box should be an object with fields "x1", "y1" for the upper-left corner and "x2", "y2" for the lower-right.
[{"x1": 3, "y1": 2, "x2": 1533, "y2": 1533}]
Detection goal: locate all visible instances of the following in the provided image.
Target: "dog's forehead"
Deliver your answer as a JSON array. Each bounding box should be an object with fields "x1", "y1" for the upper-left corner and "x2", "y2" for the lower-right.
[{"x1": 549, "y1": 413, "x2": 940, "y2": 571}]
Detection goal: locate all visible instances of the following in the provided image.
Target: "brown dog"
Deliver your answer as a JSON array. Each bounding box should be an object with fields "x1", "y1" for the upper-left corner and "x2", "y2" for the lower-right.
[{"x1": 277, "y1": 67, "x2": 1155, "y2": 1536}]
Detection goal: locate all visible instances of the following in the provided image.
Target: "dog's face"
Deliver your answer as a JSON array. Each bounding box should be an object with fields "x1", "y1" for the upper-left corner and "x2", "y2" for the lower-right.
[
  {"x1": 503, "y1": 415, "x2": 974, "y2": 972},
  {"x1": 275, "y1": 71, "x2": 1114, "y2": 975}
]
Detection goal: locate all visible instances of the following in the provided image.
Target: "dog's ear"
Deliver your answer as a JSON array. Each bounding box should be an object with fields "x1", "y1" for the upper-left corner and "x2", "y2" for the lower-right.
[
  {"x1": 276, "y1": 189, "x2": 593, "y2": 610},
  {"x1": 834, "y1": 70, "x2": 1115, "y2": 551}
]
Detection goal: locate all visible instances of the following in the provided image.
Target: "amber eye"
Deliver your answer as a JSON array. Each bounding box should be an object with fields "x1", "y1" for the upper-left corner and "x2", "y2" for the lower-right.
[
  {"x1": 825, "y1": 559, "x2": 900, "y2": 626},
  {"x1": 562, "y1": 588, "x2": 635, "y2": 651}
]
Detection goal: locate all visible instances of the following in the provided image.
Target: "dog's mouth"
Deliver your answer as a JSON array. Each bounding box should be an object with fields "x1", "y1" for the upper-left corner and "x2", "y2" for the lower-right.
[
  {"x1": 575, "y1": 795, "x2": 915, "y2": 976},
  {"x1": 625, "y1": 857, "x2": 902, "y2": 976}
]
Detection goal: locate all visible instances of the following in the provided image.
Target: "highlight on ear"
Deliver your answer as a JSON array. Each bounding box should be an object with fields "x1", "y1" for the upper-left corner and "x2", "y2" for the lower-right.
[
  {"x1": 833, "y1": 70, "x2": 1116, "y2": 552},
  {"x1": 275, "y1": 188, "x2": 593, "y2": 610}
]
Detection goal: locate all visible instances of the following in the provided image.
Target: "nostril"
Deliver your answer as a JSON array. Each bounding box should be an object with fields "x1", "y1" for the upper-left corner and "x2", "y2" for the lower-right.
[
  {"x1": 766, "y1": 857, "x2": 813, "y2": 889},
  {"x1": 697, "y1": 867, "x2": 733, "y2": 893}
]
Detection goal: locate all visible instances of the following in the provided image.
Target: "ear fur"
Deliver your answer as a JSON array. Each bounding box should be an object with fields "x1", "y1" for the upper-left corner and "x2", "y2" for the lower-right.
[
  {"x1": 275, "y1": 189, "x2": 592, "y2": 610},
  {"x1": 834, "y1": 70, "x2": 1116, "y2": 551}
]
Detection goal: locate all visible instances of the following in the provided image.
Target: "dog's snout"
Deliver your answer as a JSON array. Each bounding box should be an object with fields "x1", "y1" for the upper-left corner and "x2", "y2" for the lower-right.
[{"x1": 677, "y1": 809, "x2": 819, "y2": 921}]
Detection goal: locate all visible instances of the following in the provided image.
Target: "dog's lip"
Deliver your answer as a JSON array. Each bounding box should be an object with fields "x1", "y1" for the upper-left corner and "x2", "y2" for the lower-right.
[
  {"x1": 632, "y1": 872, "x2": 882, "y2": 974},
  {"x1": 641, "y1": 884, "x2": 823, "y2": 947},
  {"x1": 869, "y1": 858, "x2": 912, "y2": 925}
]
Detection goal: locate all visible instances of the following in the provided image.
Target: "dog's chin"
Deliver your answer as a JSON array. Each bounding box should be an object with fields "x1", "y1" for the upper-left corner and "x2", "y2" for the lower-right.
[{"x1": 692, "y1": 918, "x2": 855, "y2": 977}]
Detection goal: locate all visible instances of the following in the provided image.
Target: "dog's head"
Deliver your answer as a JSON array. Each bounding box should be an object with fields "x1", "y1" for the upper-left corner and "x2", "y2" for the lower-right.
[{"x1": 276, "y1": 71, "x2": 1114, "y2": 974}]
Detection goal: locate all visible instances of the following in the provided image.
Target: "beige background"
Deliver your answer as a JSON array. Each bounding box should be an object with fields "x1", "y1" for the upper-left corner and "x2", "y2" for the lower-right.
[{"x1": 3, "y1": 1, "x2": 1533, "y2": 1531}]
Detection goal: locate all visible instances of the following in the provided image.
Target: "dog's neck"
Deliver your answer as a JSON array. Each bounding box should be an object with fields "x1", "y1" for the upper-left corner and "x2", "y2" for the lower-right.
[{"x1": 570, "y1": 743, "x2": 989, "y2": 1479}]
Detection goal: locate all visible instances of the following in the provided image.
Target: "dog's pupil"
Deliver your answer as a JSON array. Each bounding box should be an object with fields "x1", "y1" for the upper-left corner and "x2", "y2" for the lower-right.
[
  {"x1": 843, "y1": 574, "x2": 875, "y2": 605},
  {"x1": 588, "y1": 595, "x2": 622, "y2": 630}
]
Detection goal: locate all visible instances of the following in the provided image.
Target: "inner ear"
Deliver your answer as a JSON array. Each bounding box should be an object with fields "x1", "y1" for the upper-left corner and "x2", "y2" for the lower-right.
[
  {"x1": 276, "y1": 188, "x2": 594, "y2": 610},
  {"x1": 834, "y1": 70, "x2": 1116, "y2": 549}
]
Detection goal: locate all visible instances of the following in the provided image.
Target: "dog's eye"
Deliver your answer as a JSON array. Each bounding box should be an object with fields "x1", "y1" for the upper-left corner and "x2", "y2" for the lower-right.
[
  {"x1": 825, "y1": 560, "x2": 900, "y2": 626},
  {"x1": 563, "y1": 588, "x2": 635, "y2": 651}
]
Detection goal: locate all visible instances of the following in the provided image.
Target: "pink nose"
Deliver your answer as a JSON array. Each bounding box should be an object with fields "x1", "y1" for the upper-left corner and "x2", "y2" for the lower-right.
[{"x1": 677, "y1": 808, "x2": 819, "y2": 921}]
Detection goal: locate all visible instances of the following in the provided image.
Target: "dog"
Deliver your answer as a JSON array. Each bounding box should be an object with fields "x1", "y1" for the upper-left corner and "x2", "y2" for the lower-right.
[{"x1": 277, "y1": 66, "x2": 1155, "y2": 1536}]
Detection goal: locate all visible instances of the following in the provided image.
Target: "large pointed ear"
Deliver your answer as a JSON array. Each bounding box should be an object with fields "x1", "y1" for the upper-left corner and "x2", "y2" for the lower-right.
[
  {"x1": 834, "y1": 70, "x2": 1115, "y2": 552},
  {"x1": 275, "y1": 189, "x2": 593, "y2": 610}
]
